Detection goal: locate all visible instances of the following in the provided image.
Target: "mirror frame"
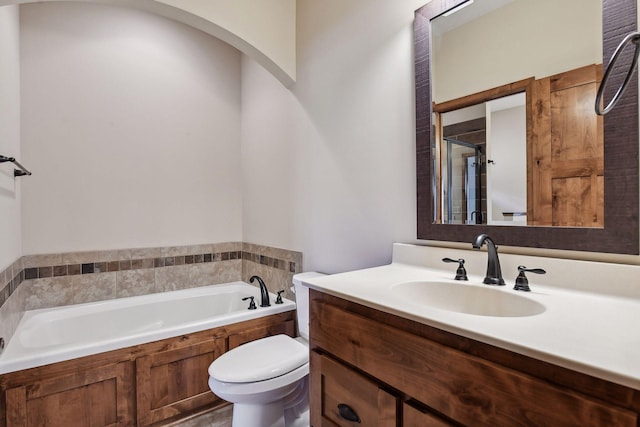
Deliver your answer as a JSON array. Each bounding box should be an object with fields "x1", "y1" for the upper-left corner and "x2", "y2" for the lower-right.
[{"x1": 415, "y1": 0, "x2": 639, "y2": 254}]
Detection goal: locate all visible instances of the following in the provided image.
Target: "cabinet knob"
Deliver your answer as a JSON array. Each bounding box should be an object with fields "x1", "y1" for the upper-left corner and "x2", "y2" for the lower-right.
[{"x1": 337, "y1": 403, "x2": 361, "y2": 423}]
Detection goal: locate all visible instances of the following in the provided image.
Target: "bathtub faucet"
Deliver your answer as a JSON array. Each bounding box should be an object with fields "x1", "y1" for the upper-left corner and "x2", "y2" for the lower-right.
[{"x1": 250, "y1": 275, "x2": 271, "y2": 307}]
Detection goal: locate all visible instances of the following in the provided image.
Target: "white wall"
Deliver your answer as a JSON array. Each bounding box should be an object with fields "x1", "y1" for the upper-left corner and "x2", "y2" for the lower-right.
[
  {"x1": 241, "y1": 0, "x2": 427, "y2": 273},
  {"x1": 240, "y1": 0, "x2": 639, "y2": 271},
  {"x1": 20, "y1": 2, "x2": 242, "y2": 254},
  {"x1": 293, "y1": 0, "x2": 423, "y2": 271},
  {"x1": 13, "y1": 0, "x2": 640, "y2": 272},
  {"x1": 0, "y1": 5, "x2": 22, "y2": 270},
  {"x1": 241, "y1": 57, "x2": 296, "y2": 250}
]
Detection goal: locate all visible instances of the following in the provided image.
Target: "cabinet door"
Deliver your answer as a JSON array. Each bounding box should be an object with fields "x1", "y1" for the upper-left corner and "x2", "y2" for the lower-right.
[
  {"x1": 310, "y1": 351, "x2": 397, "y2": 427},
  {"x1": 403, "y1": 402, "x2": 455, "y2": 427},
  {"x1": 5, "y1": 362, "x2": 134, "y2": 427},
  {"x1": 136, "y1": 337, "x2": 226, "y2": 426}
]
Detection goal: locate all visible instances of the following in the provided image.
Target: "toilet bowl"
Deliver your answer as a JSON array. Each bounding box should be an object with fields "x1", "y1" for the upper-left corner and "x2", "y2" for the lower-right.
[{"x1": 208, "y1": 272, "x2": 324, "y2": 427}]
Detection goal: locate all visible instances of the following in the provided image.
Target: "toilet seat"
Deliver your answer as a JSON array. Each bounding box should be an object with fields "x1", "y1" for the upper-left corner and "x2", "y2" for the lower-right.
[
  {"x1": 208, "y1": 362, "x2": 309, "y2": 403},
  {"x1": 208, "y1": 334, "x2": 308, "y2": 383}
]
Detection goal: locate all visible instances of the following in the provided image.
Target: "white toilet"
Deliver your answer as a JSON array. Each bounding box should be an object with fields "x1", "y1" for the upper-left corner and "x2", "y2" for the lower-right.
[{"x1": 208, "y1": 272, "x2": 324, "y2": 427}]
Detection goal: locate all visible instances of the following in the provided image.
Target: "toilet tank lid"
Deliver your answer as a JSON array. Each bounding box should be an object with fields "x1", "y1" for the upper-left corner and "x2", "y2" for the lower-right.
[
  {"x1": 208, "y1": 335, "x2": 308, "y2": 383},
  {"x1": 292, "y1": 272, "x2": 325, "y2": 286}
]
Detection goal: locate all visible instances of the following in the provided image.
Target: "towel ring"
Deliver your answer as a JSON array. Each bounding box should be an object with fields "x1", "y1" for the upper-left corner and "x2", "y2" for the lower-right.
[{"x1": 595, "y1": 31, "x2": 640, "y2": 116}]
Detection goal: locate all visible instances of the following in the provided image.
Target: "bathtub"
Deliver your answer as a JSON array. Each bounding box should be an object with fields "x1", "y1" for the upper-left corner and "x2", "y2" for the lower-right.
[{"x1": 0, "y1": 281, "x2": 296, "y2": 374}]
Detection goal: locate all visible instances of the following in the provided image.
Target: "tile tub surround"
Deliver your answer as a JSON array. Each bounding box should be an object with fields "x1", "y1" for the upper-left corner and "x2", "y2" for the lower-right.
[
  {"x1": 0, "y1": 242, "x2": 302, "y2": 347},
  {"x1": 242, "y1": 242, "x2": 303, "y2": 301}
]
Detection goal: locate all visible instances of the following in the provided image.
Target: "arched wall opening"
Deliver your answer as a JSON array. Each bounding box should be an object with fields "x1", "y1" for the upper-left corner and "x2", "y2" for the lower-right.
[{"x1": 0, "y1": 0, "x2": 296, "y2": 86}]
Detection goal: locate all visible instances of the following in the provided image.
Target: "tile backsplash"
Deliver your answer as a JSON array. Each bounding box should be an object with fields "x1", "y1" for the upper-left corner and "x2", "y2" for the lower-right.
[{"x1": 0, "y1": 242, "x2": 302, "y2": 347}]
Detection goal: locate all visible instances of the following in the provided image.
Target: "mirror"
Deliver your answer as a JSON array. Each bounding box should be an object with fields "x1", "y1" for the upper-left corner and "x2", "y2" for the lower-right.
[
  {"x1": 415, "y1": 0, "x2": 639, "y2": 253},
  {"x1": 432, "y1": 0, "x2": 602, "y2": 227}
]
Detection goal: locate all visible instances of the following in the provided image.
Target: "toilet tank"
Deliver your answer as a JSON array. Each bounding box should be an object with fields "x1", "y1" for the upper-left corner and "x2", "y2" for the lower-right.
[{"x1": 292, "y1": 272, "x2": 325, "y2": 340}]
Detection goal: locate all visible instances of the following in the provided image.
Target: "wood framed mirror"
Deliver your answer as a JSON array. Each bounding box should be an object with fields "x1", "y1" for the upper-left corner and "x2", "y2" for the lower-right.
[{"x1": 415, "y1": 0, "x2": 639, "y2": 254}]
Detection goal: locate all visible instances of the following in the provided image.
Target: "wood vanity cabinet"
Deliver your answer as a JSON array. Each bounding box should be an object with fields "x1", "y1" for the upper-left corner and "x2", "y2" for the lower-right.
[{"x1": 309, "y1": 290, "x2": 640, "y2": 427}]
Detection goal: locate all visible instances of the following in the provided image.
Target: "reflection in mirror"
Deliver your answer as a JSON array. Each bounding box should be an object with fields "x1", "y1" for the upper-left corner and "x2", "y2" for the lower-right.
[
  {"x1": 440, "y1": 93, "x2": 527, "y2": 225},
  {"x1": 431, "y1": 0, "x2": 601, "y2": 104},
  {"x1": 431, "y1": 0, "x2": 603, "y2": 227},
  {"x1": 414, "y1": 0, "x2": 639, "y2": 253}
]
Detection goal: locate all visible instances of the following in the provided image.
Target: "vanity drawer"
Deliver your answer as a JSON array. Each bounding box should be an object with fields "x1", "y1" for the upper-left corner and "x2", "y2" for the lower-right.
[
  {"x1": 310, "y1": 351, "x2": 397, "y2": 427},
  {"x1": 310, "y1": 296, "x2": 638, "y2": 427}
]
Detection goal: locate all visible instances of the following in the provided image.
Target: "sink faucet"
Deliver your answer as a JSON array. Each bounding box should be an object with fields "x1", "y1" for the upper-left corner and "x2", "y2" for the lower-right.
[
  {"x1": 250, "y1": 275, "x2": 271, "y2": 307},
  {"x1": 472, "y1": 234, "x2": 505, "y2": 285}
]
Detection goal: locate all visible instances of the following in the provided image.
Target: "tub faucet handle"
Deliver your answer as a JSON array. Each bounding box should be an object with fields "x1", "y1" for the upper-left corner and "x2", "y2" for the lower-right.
[
  {"x1": 242, "y1": 296, "x2": 257, "y2": 310},
  {"x1": 275, "y1": 290, "x2": 285, "y2": 304}
]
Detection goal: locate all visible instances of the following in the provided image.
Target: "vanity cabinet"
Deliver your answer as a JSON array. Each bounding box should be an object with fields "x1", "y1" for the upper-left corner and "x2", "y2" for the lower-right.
[{"x1": 309, "y1": 290, "x2": 640, "y2": 427}]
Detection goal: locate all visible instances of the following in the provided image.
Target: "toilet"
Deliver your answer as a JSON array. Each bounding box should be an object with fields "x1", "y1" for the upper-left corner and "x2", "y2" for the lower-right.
[{"x1": 208, "y1": 272, "x2": 324, "y2": 427}]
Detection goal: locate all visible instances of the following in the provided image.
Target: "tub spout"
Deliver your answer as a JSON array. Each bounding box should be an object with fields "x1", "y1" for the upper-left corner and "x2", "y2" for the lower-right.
[{"x1": 250, "y1": 275, "x2": 271, "y2": 307}]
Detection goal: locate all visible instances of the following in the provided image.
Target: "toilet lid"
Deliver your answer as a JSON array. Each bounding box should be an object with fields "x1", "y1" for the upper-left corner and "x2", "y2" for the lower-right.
[{"x1": 208, "y1": 334, "x2": 308, "y2": 383}]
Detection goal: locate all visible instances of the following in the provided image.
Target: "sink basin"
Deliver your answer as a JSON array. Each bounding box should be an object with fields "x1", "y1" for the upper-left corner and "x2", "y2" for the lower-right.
[{"x1": 392, "y1": 281, "x2": 546, "y2": 317}]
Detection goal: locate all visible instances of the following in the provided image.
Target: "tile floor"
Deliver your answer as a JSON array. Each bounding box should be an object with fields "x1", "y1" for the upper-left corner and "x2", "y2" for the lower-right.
[{"x1": 169, "y1": 405, "x2": 233, "y2": 427}]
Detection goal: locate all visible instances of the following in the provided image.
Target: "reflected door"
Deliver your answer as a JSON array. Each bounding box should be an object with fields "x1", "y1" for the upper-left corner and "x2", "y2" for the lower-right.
[
  {"x1": 528, "y1": 65, "x2": 604, "y2": 227},
  {"x1": 465, "y1": 156, "x2": 482, "y2": 224},
  {"x1": 444, "y1": 139, "x2": 483, "y2": 224}
]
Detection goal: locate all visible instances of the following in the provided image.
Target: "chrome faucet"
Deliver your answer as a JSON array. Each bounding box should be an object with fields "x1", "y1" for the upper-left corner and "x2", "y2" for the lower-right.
[
  {"x1": 249, "y1": 275, "x2": 271, "y2": 307},
  {"x1": 472, "y1": 234, "x2": 505, "y2": 285}
]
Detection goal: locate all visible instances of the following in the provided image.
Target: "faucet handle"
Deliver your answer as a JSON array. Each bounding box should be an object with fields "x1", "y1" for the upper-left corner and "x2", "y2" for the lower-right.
[
  {"x1": 442, "y1": 258, "x2": 468, "y2": 281},
  {"x1": 242, "y1": 296, "x2": 257, "y2": 310},
  {"x1": 275, "y1": 290, "x2": 285, "y2": 304},
  {"x1": 514, "y1": 266, "x2": 546, "y2": 291}
]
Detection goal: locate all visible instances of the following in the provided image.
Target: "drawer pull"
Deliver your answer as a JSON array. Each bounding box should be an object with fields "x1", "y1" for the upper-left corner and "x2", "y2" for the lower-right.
[{"x1": 337, "y1": 403, "x2": 361, "y2": 423}]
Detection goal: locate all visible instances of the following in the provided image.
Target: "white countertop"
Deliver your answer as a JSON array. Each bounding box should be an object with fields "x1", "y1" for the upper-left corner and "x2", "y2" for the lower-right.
[{"x1": 303, "y1": 244, "x2": 640, "y2": 390}]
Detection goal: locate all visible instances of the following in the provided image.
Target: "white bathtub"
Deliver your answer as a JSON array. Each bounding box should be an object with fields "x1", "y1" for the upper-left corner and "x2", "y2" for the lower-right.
[{"x1": 0, "y1": 282, "x2": 296, "y2": 374}]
